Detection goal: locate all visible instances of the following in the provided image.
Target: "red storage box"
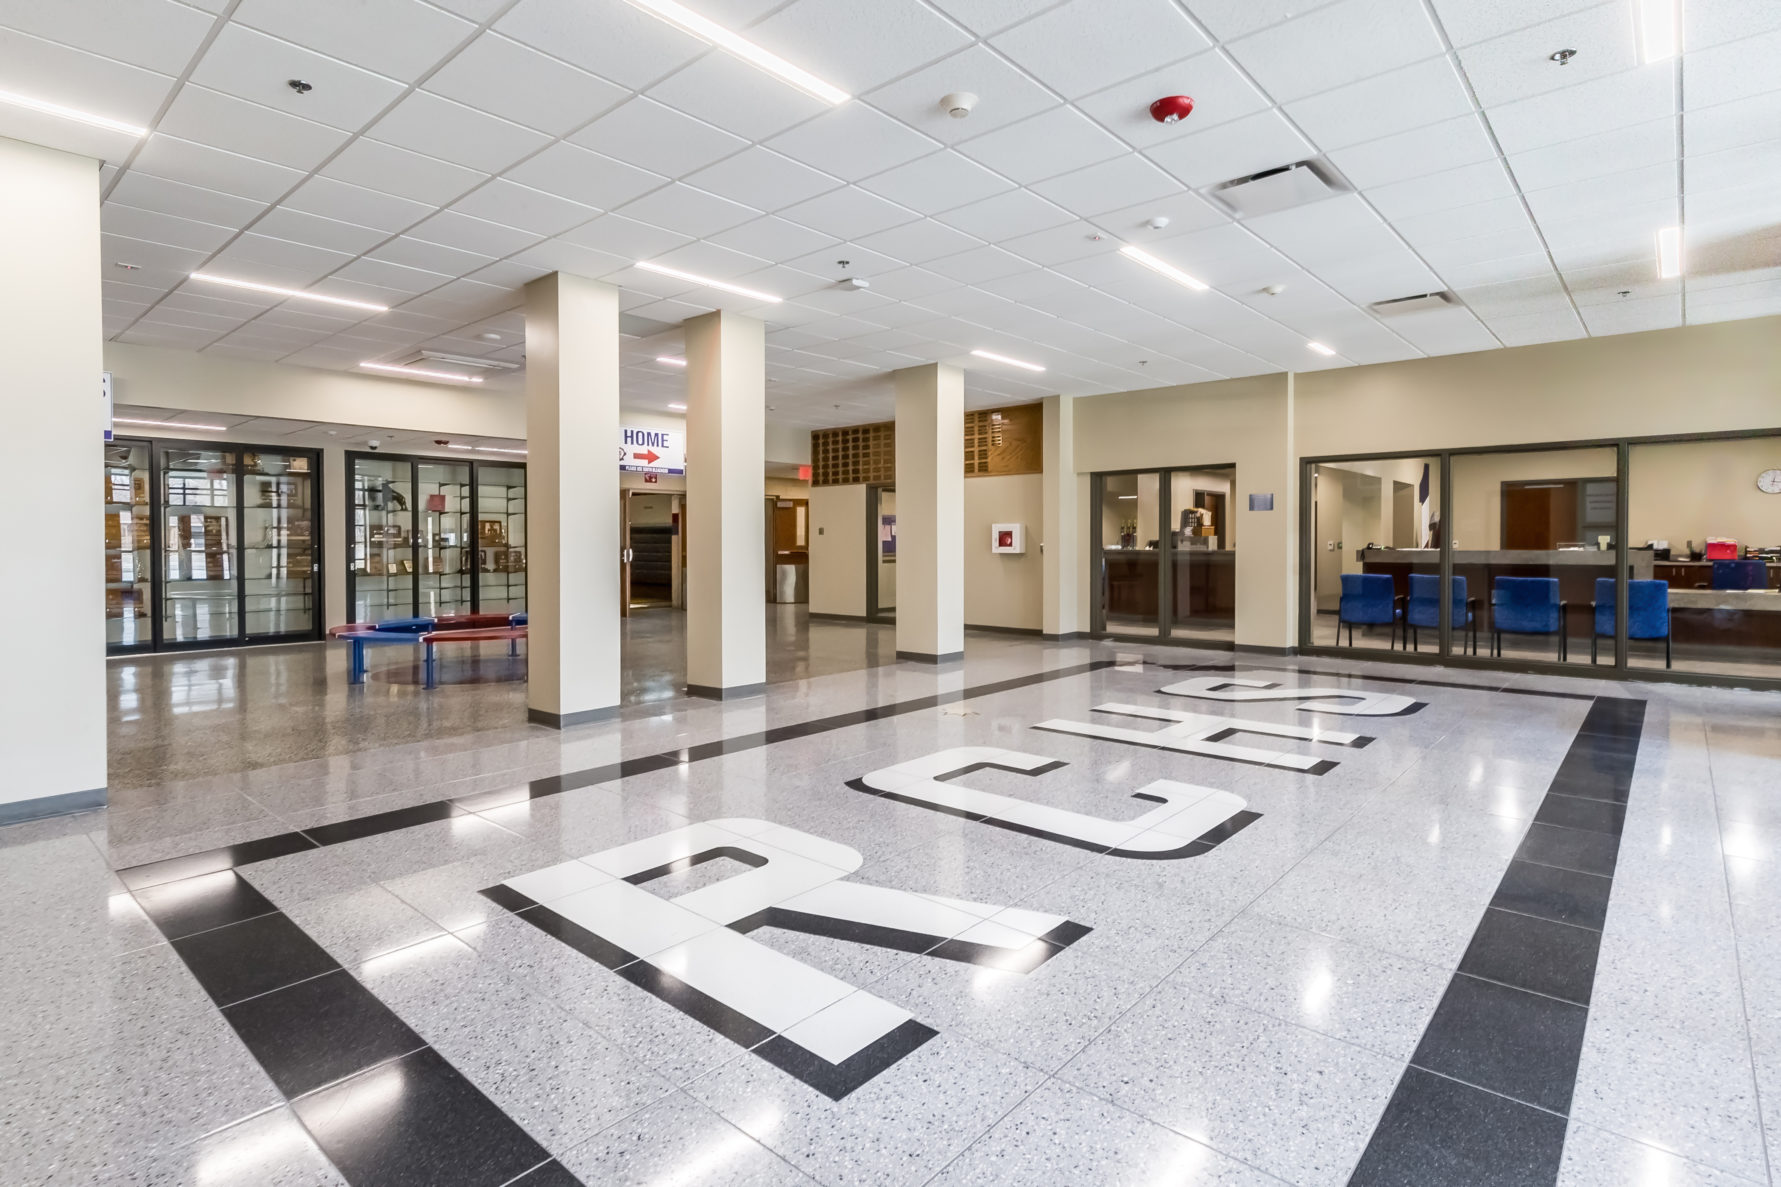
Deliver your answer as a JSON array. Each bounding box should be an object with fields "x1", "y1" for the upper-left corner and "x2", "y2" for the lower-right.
[{"x1": 1706, "y1": 538, "x2": 1740, "y2": 560}]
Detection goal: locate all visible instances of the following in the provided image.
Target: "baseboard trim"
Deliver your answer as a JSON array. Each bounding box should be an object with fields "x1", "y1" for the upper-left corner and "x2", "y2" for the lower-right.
[
  {"x1": 527, "y1": 705, "x2": 619, "y2": 729},
  {"x1": 0, "y1": 787, "x2": 106, "y2": 826},
  {"x1": 964, "y1": 624, "x2": 1043, "y2": 637},
  {"x1": 687, "y1": 682, "x2": 767, "y2": 701},
  {"x1": 1041, "y1": 631, "x2": 1083, "y2": 642},
  {"x1": 897, "y1": 650, "x2": 965, "y2": 664},
  {"x1": 1234, "y1": 644, "x2": 1298, "y2": 657},
  {"x1": 809, "y1": 611, "x2": 872, "y2": 623}
]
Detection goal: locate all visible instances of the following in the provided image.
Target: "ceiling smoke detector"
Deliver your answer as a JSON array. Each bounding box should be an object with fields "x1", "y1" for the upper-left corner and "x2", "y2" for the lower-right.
[
  {"x1": 838, "y1": 276, "x2": 871, "y2": 290},
  {"x1": 940, "y1": 91, "x2": 978, "y2": 119}
]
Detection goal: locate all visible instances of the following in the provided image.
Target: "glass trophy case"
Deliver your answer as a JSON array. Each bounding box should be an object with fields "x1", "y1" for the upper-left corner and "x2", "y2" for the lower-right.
[
  {"x1": 107, "y1": 437, "x2": 325, "y2": 653},
  {"x1": 347, "y1": 452, "x2": 526, "y2": 623}
]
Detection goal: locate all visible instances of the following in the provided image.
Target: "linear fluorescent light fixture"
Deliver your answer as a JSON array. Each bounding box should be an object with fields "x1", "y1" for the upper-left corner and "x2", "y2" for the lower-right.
[
  {"x1": 1118, "y1": 244, "x2": 1209, "y2": 292},
  {"x1": 1306, "y1": 341, "x2": 1337, "y2": 357},
  {"x1": 656, "y1": 356, "x2": 688, "y2": 367},
  {"x1": 634, "y1": 261, "x2": 782, "y2": 303},
  {"x1": 0, "y1": 88, "x2": 148, "y2": 137},
  {"x1": 360, "y1": 362, "x2": 483, "y2": 383},
  {"x1": 668, "y1": 402, "x2": 688, "y2": 411},
  {"x1": 1656, "y1": 225, "x2": 1683, "y2": 278},
  {"x1": 1635, "y1": 0, "x2": 1679, "y2": 62},
  {"x1": 446, "y1": 443, "x2": 526, "y2": 455},
  {"x1": 190, "y1": 272, "x2": 388, "y2": 313},
  {"x1": 618, "y1": 0, "x2": 848, "y2": 104},
  {"x1": 971, "y1": 349, "x2": 1046, "y2": 373},
  {"x1": 113, "y1": 416, "x2": 226, "y2": 432}
]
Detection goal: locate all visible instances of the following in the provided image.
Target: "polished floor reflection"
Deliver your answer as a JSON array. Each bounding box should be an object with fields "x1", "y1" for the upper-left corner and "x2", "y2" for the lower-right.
[{"x1": 9, "y1": 632, "x2": 1781, "y2": 1185}]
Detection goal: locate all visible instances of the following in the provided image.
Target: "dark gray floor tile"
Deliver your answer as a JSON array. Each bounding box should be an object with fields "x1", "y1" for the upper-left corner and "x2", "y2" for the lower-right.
[
  {"x1": 223, "y1": 968, "x2": 426, "y2": 1097},
  {"x1": 1457, "y1": 908, "x2": 1600, "y2": 1007},
  {"x1": 133, "y1": 869, "x2": 278, "y2": 940},
  {"x1": 1534, "y1": 794, "x2": 1625, "y2": 836},
  {"x1": 1514, "y1": 822, "x2": 1619, "y2": 877},
  {"x1": 173, "y1": 912, "x2": 340, "y2": 1007},
  {"x1": 1410, "y1": 974, "x2": 1588, "y2": 1113},
  {"x1": 1492, "y1": 861, "x2": 1612, "y2": 930},
  {"x1": 1349, "y1": 1067, "x2": 1568, "y2": 1186}
]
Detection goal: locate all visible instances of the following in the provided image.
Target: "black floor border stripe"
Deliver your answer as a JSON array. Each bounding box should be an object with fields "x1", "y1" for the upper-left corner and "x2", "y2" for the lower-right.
[
  {"x1": 1348, "y1": 696, "x2": 1646, "y2": 1186},
  {"x1": 129, "y1": 871, "x2": 581, "y2": 1187}
]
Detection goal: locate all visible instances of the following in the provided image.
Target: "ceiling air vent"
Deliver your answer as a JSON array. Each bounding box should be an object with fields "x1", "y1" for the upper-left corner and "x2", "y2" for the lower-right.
[
  {"x1": 1209, "y1": 161, "x2": 1337, "y2": 217},
  {"x1": 396, "y1": 350, "x2": 520, "y2": 371},
  {"x1": 1369, "y1": 292, "x2": 1456, "y2": 316}
]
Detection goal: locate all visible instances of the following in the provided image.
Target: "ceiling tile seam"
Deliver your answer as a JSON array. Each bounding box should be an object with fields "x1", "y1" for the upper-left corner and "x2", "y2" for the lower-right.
[
  {"x1": 1416, "y1": 0, "x2": 1585, "y2": 340},
  {"x1": 1675, "y1": 53, "x2": 1689, "y2": 326},
  {"x1": 97, "y1": 0, "x2": 245, "y2": 207}
]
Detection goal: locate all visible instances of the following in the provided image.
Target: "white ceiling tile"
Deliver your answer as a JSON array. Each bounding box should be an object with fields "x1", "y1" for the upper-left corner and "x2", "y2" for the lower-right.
[
  {"x1": 777, "y1": 187, "x2": 920, "y2": 239},
  {"x1": 683, "y1": 147, "x2": 841, "y2": 212},
  {"x1": 768, "y1": 103, "x2": 941, "y2": 184},
  {"x1": 1366, "y1": 158, "x2": 1517, "y2": 220},
  {"x1": 1687, "y1": 289, "x2": 1781, "y2": 324},
  {"x1": 1484, "y1": 64, "x2": 1677, "y2": 155},
  {"x1": 1685, "y1": 90, "x2": 1781, "y2": 159},
  {"x1": 1090, "y1": 191, "x2": 1227, "y2": 245},
  {"x1": 956, "y1": 107, "x2": 1128, "y2": 185},
  {"x1": 920, "y1": 245, "x2": 1035, "y2": 284},
  {"x1": 1144, "y1": 109, "x2": 1313, "y2": 188},
  {"x1": 1426, "y1": 0, "x2": 1606, "y2": 48},
  {"x1": 0, "y1": 26, "x2": 176, "y2": 125},
  {"x1": 188, "y1": 24, "x2": 404, "y2": 133},
  {"x1": 408, "y1": 210, "x2": 545, "y2": 258},
  {"x1": 1457, "y1": 5, "x2": 1640, "y2": 110},
  {"x1": 131, "y1": 136, "x2": 307, "y2": 203},
  {"x1": 106, "y1": 172, "x2": 263, "y2": 228},
  {"x1": 207, "y1": 234, "x2": 353, "y2": 287},
  {"x1": 747, "y1": 0, "x2": 972, "y2": 96},
  {"x1": 0, "y1": 0, "x2": 213, "y2": 75},
  {"x1": 1457, "y1": 275, "x2": 1573, "y2": 318},
  {"x1": 1329, "y1": 113, "x2": 1498, "y2": 188},
  {"x1": 370, "y1": 91, "x2": 552, "y2": 174},
  {"x1": 1184, "y1": 0, "x2": 1343, "y2": 43},
  {"x1": 1687, "y1": 140, "x2": 1781, "y2": 194},
  {"x1": 562, "y1": 213, "x2": 694, "y2": 261},
  {"x1": 615, "y1": 182, "x2": 761, "y2": 238},
  {"x1": 249, "y1": 207, "x2": 391, "y2": 256},
  {"x1": 1504, "y1": 117, "x2": 1675, "y2": 190},
  {"x1": 1245, "y1": 194, "x2": 1404, "y2": 266},
  {"x1": 856, "y1": 151, "x2": 1013, "y2": 216},
  {"x1": 1314, "y1": 252, "x2": 1445, "y2": 304},
  {"x1": 424, "y1": 33, "x2": 628, "y2": 136},
  {"x1": 785, "y1": 241, "x2": 905, "y2": 278},
  {"x1": 989, "y1": 0, "x2": 1211, "y2": 99},
  {"x1": 1686, "y1": 27, "x2": 1781, "y2": 109},
  {"x1": 321, "y1": 139, "x2": 486, "y2": 206},
  {"x1": 157, "y1": 85, "x2": 349, "y2": 173},
  {"x1": 1685, "y1": 0, "x2": 1781, "y2": 52},
  {"x1": 862, "y1": 45, "x2": 1059, "y2": 146},
  {"x1": 451, "y1": 179, "x2": 602, "y2": 237},
  {"x1": 1227, "y1": 0, "x2": 1444, "y2": 104},
  {"x1": 232, "y1": 0, "x2": 475, "y2": 82},
  {"x1": 1382, "y1": 304, "x2": 1499, "y2": 354},
  {"x1": 1578, "y1": 293, "x2": 1680, "y2": 335},
  {"x1": 646, "y1": 50, "x2": 831, "y2": 141},
  {"x1": 1394, "y1": 196, "x2": 1532, "y2": 250},
  {"x1": 569, "y1": 97, "x2": 748, "y2": 180},
  {"x1": 855, "y1": 218, "x2": 982, "y2": 264},
  {"x1": 1031, "y1": 154, "x2": 1183, "y2": 218},
  {"x1": 281, "y1": 176, "x2": 436, "y2": 234},
  {"x1": 1000, "y1": 220, "x2": 1122, "y2": 266},
  {"x1": 924, "y1": 0, "x2": 1054, "y2": 37},
  {"x1": 1434, "y1": 251, "x2": 1554, "y2": 289},
  {"x1": 1563, "y1": 260, "x2": 1677, "y2": 303},
  {"x1": 1416, "y1": 222, "x2": 1546, "y2": 269},
  {"x1": 0, "y1": 109, "x2": 139, "y2": 166},
  {"x1": 332, "y1": 255, "x2": 455, "y2": 295},
  {"x1": 853, "y1": 266, "x2": 959, "y2": 301},
  {"x1": 1524, "y1": 162, "x2": 1676, "y2": 226},
  {"x1": 1286, "y1": 55, "x2": 1474, "y2": 153},
  {"x1": 365, "y1": 237, "x2": 491, "y2": 280},
  {"x1": 495, "y1": 0, "x2": 702, "y2": 88},
  {"x1": 101, "y1": 203, "x2": 235, "y2": 253},
  {"x1": 934, "y1": 189, "x2": 1074, "y2": 241},
  {"x1": 1075, "y1": 53, "x2": 1271, "y2": 150},
  {"x1": 508, "y1": 238, "x2": 629, "y2": 281},
  {"x1": 504, "y1": 143, "x2": 669, "y2": 210}
]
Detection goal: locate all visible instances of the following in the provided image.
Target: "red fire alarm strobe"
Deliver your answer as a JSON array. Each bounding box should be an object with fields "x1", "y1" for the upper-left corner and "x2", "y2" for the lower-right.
[{"x1": 1149, "y1": 95, "x2": 1195, "y2": 123}]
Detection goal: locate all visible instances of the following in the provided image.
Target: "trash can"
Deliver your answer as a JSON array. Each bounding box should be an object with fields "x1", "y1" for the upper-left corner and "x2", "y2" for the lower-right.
[{"x1": 775, "y1": 562, "x2": 808, "y2": 604}]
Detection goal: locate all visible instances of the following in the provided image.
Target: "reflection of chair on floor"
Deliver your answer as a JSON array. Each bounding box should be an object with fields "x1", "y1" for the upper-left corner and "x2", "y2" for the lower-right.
[
  {"x1": 1591, "y1": 578, "x2": 1671, "y2": 668},
  {"x1": 1406, "y1": 573, "x2": 1477, "y2": 654},
  {"x1": 1705, "y1": 559, "x2": 1768, "y2": 590},
  {"x1": 1491, "y1": 576, "x2": 1567, "y2": 661},
  {"x1": 1338, "y1": 573, "x2": 1401, "y2": 648}
]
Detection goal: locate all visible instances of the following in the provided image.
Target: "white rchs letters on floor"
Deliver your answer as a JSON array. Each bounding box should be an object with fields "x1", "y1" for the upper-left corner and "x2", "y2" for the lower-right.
[
  {"x1": 1157, "y1": 675, "x2": 1423, "y2": 717},
  {"x1": 1035, "y1": 703, "x2": 1370, "y2": 770}
]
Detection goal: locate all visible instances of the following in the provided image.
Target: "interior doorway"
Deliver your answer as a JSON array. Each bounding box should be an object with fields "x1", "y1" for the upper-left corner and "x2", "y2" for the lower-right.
[
  {"x1": 866, "y1": 484, "x2": 896, "y2": 622},
  {"x1": 622, "y1": 490, "x2": 680, "y2": 614}
]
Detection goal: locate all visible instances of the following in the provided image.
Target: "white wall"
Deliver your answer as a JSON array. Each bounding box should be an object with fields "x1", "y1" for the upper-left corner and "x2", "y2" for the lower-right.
[{"x1": 2, "y1": 138, "x2": 106, "y2": 816}]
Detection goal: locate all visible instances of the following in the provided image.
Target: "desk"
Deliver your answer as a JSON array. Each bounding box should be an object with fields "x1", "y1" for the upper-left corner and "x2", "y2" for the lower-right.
[
  {"x1": 1358, "y1": 549, "x2": 1651, "y2": 637},
  {"x1": 1653, "y1": 561, "x2": 1781, "y2": 592},
  {"x1": 1103, "y1": 549, "x2": 1235, "y2": 626}
]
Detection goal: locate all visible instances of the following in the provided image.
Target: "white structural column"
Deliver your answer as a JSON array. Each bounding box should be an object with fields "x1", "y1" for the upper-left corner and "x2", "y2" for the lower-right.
[
  {"x1": 1041, "y1": 393, "x2": 1081, "y2": 638},
  {"x1": 525, "y1": 272, "x2": 623, "y2": 727},
  {"x1": 0, "y1": 138, "x2": 105, "y2": 823},
  {"x1": 684, "y1": 309, "x2": 766, "y2": 697},
  {"x1": 894, "y1": 363, "x2": 965, "y2": 662}
]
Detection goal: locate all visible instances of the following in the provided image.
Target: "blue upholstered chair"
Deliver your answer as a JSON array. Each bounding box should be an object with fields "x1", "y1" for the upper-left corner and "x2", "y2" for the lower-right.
[
  {"x1": 1337, "y1": 573, "x2": 1401, "y2": 648},
  {"x1": 1491, "y1": 576, "x2": 1567, "y2": 661},
  {"x1": 1591, "y1": 578, "x2": 1671, "y2": 668},
  {"x1": 1406, "y1": 573, "x2": 1477, "y2": 655},
  {"x1": 1711, "y1": 559, "x2": 1768, "y2": 591}
]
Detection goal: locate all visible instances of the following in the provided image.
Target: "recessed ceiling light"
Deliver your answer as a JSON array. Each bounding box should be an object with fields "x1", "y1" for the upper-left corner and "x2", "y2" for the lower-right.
[
  {"x1": 446, "y1": 443, "x2": 526, "y2": 455},
  {"x1": 1634, "y1": 0, "x2": 1679, "y2": 62},
  {"x1": 1118, "y1": 244, "x2": 1209, "y2": 292},
  {"x1": 656, "y1": 356, "x2": 688, "y2": 367},
  {"x1": 113, "y1": 416, "x2": 226, "y2": 432},
  {"x1": 0, "y1": 88, "x2": 148, "y2": 137},
  {"x1": 478, "y1": 332, "x2": 502, "y2": 342},
  {"x1": 971, "y1": 349, "x2": 1046, "y2": 373},
  {"x1": 634, "y1": 262, "x2": 782, "y2": 304},
  {"x1": 668, "y1": 402, "x2": 687, "y2": 411},
  {"x1": 360, "y1": 362, "x2": 483, "y2": 383},
  {"x1": 191, "y1": 272, "x2": 387, "y2": 312},
  {"x1": 1656, "y1": 225, "x2": 1683, "y2": 278},
  {"x1": 617, "y1": 0, "x2": 848, "y2": 104},
  {"x1": 1307, "y1": 341, "x2": 1337, "y2": 357}
]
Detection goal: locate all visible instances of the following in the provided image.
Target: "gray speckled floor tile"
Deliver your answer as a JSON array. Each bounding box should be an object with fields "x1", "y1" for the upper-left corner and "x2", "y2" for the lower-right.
[
  {"x1": 0, "y1": 939, "x2": 212, "y2": 1076},
  {"x1": 1554, "y1": 1120, "x2": 1765, "y2": 1187},
  {"x1": 1006, "y1": 865, "x2": 1235, "y2": 981},
  {"x1": 558, "y1": 1092, "x2": 818, "y2": 1186},
  {"x1": 91, "y1": 1105, "x2": 347, "y2": 1186},
  {"x1": 928, "y1": 1079, "x2": 1287, "y2": 1186},
  {"x1": 281, "y1": 883, "x2": 448, "y2": 964}
]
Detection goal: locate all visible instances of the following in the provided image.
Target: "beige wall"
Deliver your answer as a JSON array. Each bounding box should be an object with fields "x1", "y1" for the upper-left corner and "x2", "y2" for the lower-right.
[
  {"x1": 965, "y1": 474, "x2": 1044, "y2": 631},
  {"x1": 1448, "y1": 447, "x2": 1617, "y2": 549},
  {"x1": 809, "y1": 485, "x2": 866, "y2": 616},
  {"x1": 1629, "y1": 436, "x2": 1781, "y2": 552}
]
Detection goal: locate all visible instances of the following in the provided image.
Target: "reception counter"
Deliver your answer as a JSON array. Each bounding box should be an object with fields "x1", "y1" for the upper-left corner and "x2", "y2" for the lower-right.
[{"x1": 1103, "y1": 548, "x2": 1235, "y2": 627}]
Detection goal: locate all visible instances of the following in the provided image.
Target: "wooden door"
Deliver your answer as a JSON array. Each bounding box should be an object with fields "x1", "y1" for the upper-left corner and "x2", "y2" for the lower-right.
[{"x1": 1502, "y1": 482, "x2": 1578, "y2": 549}]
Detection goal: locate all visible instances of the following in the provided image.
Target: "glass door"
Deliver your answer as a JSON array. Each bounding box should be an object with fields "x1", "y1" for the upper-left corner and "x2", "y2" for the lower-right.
[
  {"x1": 1097, "y1": 472, "x2": 1162, "y2": 635},
  {"x1": 1167, "y1": 467, "x2": 1236, "y2": 642},
  {"x1": 868, "y1": 485, "x2": 896, "y2": 622},
  {"x1": 242, "y1": 450, "x2": 318, "y2": 639},
  {"x1": 351, "y1": 456, "x2": 415, "y2": 623},
  {"x1": 417, "y1": 459, "x2": 472, "y2": 616},
  {"x1": 475, "y1": 463, "x2": 526, "y2": 614},
  {"x1": 160, "y1": 445, "x2": 240, "y2": 645},
  {"x1": 103, "y1": 439, "x2": 153, "y2": 652}
]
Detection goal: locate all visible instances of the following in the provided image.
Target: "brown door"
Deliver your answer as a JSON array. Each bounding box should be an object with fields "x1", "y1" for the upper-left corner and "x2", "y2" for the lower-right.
[{"x1": 1502, "y1": 482, "x2": 1578, "y2": 549}]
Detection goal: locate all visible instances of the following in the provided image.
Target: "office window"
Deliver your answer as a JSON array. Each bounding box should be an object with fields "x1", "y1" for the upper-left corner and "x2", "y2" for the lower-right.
[
  {"x1": 1309, "y1": 457, "x2": 1440, "y2": 652},
  {"x1": 1627, "y1": 436, "x2": 1781, "y2": 677}
]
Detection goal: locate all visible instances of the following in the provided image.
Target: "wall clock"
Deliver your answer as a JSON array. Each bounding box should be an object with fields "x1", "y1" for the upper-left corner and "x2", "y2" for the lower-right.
[{"x1": 1759, "y1": 468, "x2": 1781, "y2": 494}]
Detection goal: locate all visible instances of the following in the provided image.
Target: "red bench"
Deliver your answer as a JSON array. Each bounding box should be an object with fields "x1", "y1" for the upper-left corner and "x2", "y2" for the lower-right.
[{"x1": 419, "y1": 625, "x2": 527, "y2": 689}]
